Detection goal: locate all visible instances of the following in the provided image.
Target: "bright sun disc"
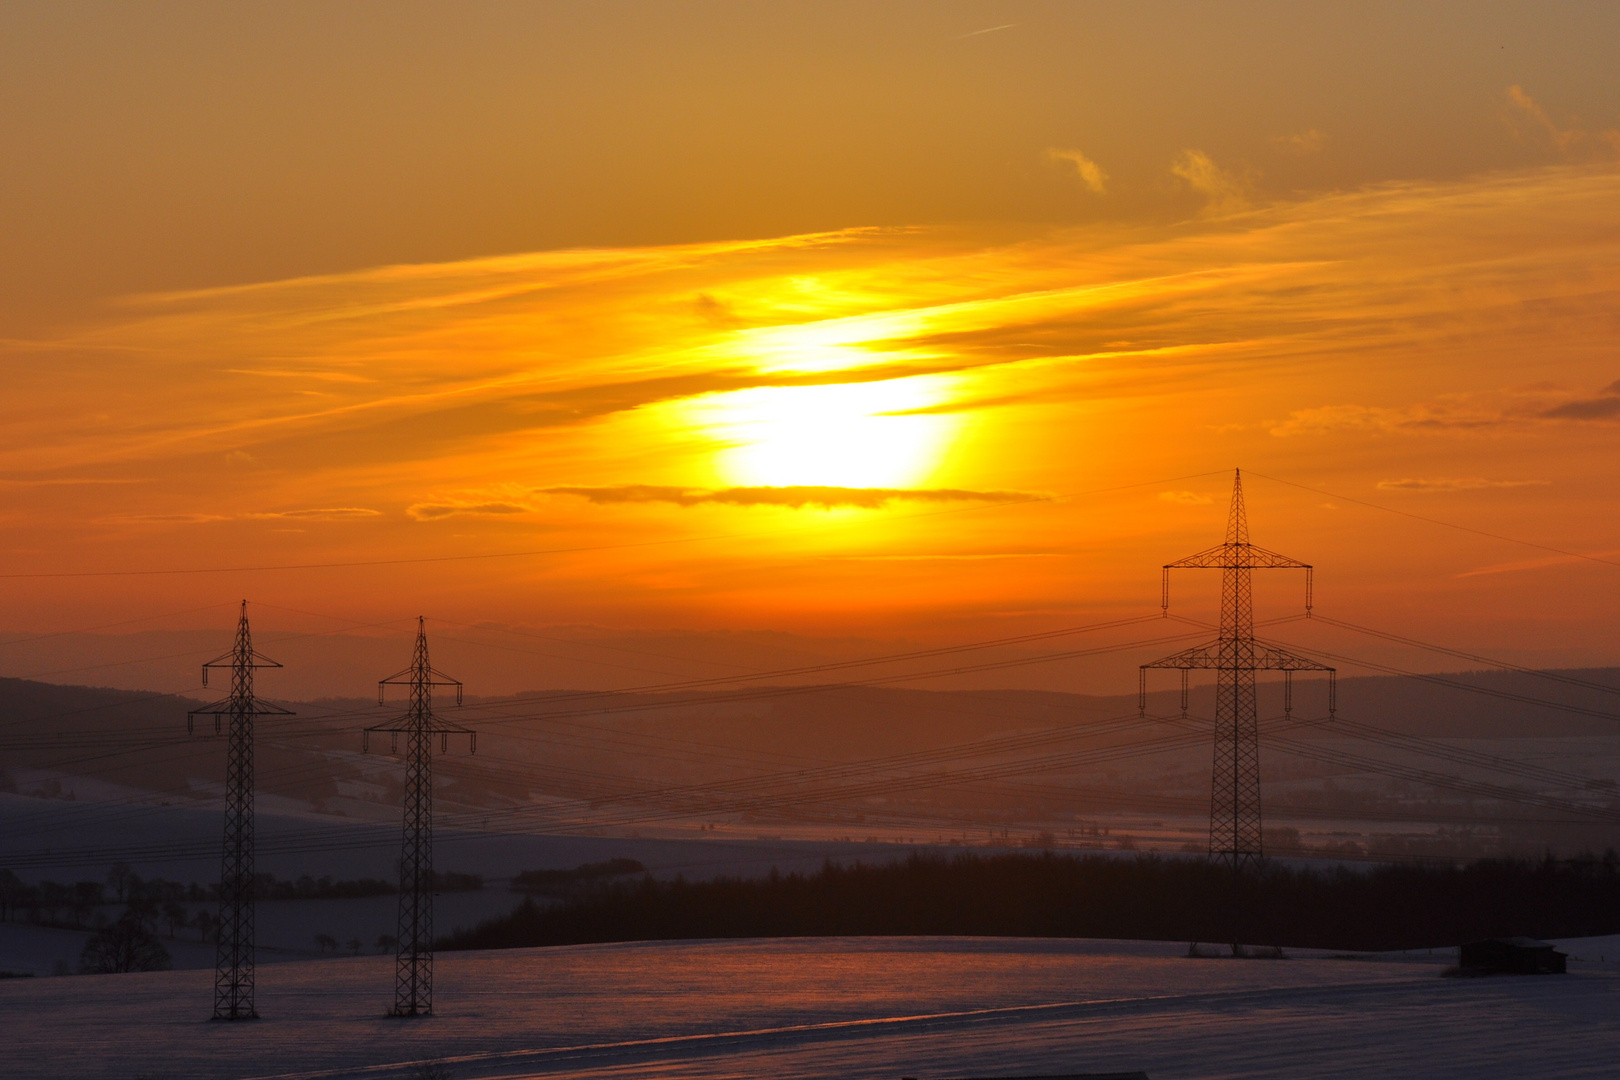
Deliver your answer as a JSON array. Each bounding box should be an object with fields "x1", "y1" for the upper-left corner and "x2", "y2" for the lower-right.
[{"x1": 686, "y1": 380, "x2": 959, "y2": 490}]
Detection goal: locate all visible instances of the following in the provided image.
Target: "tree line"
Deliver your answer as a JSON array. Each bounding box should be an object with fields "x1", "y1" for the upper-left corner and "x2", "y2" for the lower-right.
[
  {"x1": 441, "y1": 850, "x2": 1620, "y2": 954},
  {"x1": 510, "y1": 858, "x2": 645, "y2": 896},
  {"x1": 0, "y1": 863, "x2": 485, "y2": 929}
]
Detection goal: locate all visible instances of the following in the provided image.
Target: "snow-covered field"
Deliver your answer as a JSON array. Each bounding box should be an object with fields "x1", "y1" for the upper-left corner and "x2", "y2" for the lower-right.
[{"x1": 4, "y1": 935, "x2": 1617, "y2": 1080}]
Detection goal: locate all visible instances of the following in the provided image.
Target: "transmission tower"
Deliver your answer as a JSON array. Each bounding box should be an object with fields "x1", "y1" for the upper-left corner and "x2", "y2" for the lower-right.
[
  {"x1": 187, "y1": 601, "x2": 293, "y2": 1020},
  {"x1": 364, "y1": 617, "x2": 474, "y2": 1017},
  {"x1": 1139, "y1": 470, "x2": 1335, "y2": 875}
]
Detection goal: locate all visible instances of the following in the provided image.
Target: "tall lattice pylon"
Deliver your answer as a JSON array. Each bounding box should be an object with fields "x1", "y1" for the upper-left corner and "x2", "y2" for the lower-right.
[
  {"x1": 1139, "y1": 470, "x2": 1335, "y2": 872},
  {"x1": 188, "y1": 601, "x2": 293, "y2": 1020},
  {"x1": 365, "y1": 618, "x2": 474, "y2": 1017}
]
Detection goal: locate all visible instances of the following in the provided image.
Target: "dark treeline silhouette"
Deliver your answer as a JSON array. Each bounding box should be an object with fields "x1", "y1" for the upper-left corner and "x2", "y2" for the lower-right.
[
  {"x1": 254, "y1": 869, "x2": 482, "y2": 898},
  {"x1": 442, "y1": 851, "x2": 1620, "y2": 953},
  {"x1": 511, "y1": 858, "x2": 646, "y2": 896},
  {"x1": 0, "y1": 866, "x2": 202, "y2": 927},
  {"x1": 428, "y1": 869, "x2": 485, "y2": 892},
  {"x1": 251, "y1": 873, "x2": 394, "y2": 900},
  {"x1": 0, "y1": 862, "x2": 482, "y2": 936}
]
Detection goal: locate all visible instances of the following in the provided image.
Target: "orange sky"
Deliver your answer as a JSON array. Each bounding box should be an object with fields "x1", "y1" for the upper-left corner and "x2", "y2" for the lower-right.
[{"x1": 2, "y1": 2, "x2": 1619, "y2": 685}]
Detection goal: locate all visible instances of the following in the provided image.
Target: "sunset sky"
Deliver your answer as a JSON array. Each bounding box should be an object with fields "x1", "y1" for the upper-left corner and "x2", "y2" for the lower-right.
[{"x1": 2, "y1": 2, "x2": 1619, "y2": 687}]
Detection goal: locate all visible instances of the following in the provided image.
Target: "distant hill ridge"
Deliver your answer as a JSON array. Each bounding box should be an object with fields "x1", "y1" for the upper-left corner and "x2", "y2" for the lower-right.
[{"x1": 4, "y1": 667, "x2": 1619, "y2": 810}]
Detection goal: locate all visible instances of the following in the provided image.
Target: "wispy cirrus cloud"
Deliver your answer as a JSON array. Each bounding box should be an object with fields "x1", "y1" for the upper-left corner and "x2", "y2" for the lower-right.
[
  {"x1": 1540, "y1": 380, "x2": 1620, "y2": 420},
  {"x1": 1505, "y1": 86, "x2": 1620, "y2": 161},
  {"x1": 1171, "y1": 149, "x2": 1252, "y2": 214},
  {"x1": 1158, "y1": 490, "x2": 1214, "y2": 505},
  {"x1": 408, "y1": 501, "x2": 531, "y2": 521},
  {"x1": 542, "y1": 485, "x2": 1038, "y2": 510},
  {"x1": 1273, "y1": 380, "x2": 1620, "y2": 437},
  {"x1": 1273, "y1": 129, "x2": 1326, "y2": 156},
  {"x1": 9, "y1": 164, "x2": 1620, "y2": 618},
  {"x1": 1268, "y1": 402, "x2": 1508, "y2": 436},
  {"x1": 0, "y1": 475, "x2": 148, "y2": 487},
  {"x1": 1376, "y1": 477, "x2": 1548, "y2": 493},
  {"x1": 246, "y1": 507, "x2": 382, "y2": 519},
  {"x1": 1046, "y1": 148, "x2": 1108, "y2": 194},
  {"x1": 122, "y1": 513, "x2": 230, "y2": 524}
]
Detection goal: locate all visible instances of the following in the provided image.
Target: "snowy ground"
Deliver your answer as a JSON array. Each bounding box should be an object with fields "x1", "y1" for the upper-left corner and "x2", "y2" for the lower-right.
[{"x1": 4, "y1": 935, "x2": 1617, "y2": 1080}]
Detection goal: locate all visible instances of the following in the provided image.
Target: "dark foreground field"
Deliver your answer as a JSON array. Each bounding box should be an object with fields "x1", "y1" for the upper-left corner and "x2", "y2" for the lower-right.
[{"x1": 443, "y1": 851, "x2": 1620, "y2": 953}]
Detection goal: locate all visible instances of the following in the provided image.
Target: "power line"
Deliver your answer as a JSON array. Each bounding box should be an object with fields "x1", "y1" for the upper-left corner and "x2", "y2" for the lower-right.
[
  {"x1": 1310, "y1": 614, "x2": 1620, "y2": 697},
  {"x1": 1251, "y1": 634, "x2": 1620, "y2": 725},
  {"x1": 1247, "y1": 469, "x2": 1620, "y2": 571},
  {"x1": 12, "y1": 608, "x2": 1619, "y2": 855},
  {"x1": 8, "y1": 585, "x2": 1620, "y2": 872}
]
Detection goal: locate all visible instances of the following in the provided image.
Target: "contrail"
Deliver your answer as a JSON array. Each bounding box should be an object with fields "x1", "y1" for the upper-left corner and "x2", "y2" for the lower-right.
[{"x1": 957, "y1": 24, "x2": 1017, "y2": 39}]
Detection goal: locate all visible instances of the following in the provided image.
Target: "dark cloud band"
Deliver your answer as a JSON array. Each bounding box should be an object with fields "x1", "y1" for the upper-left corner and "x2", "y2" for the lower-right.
[{"x1": 542, "y1": 484, "x2": 1039, "y2": 510}]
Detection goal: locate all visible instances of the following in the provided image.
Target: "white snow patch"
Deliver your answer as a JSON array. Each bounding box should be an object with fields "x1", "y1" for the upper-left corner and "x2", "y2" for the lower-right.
[{"x1": 4, "y1": 936, "x2": 1617, "y2": 1080}]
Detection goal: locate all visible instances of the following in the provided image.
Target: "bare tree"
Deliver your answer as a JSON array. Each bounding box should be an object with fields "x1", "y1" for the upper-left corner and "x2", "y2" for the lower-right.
[
  {"x1": 314, "y1": 933, "x2": 338, "y2": 954},
  {"x1": 80, "y1": 914, "x2": 172, "y2": 973},
  {"x1": 106, "y1": 862, "x2": 133, "y2": 904},
  {"x1": 163, "y1": 901, "x2": 189, "y2": 939},
  {"x1": 37, "y1": 881, "x2": 69, "y2": 923},
  {"x1": 71, "y1": 881, "x2": 104, "y2": 927},
  {"x1": 0, "y1": 869, "x2": 24, "y2": 922},
  {"x1": 126, "y1": 892, "x2": 159, "y2": 933}
]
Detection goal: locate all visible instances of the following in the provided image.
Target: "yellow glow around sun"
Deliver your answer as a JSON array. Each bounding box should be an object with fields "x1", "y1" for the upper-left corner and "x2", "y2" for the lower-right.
[{"x1": 684, "y1": 379, "x2": 960, "y2": 489}]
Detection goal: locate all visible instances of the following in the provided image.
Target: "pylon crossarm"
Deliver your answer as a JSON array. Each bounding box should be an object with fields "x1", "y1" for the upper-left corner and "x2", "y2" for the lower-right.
[
  {"x1": 1240, "y1": 545, "x2": 1311, "y2": 569},
  {"x1": 379, "y1": 673, "x2": 463, "y2": 695},
  {"x1": 378, "y1": 671, "x2": 461, "y2": 689},
  {"x1": 1143, "y1": 640, "x2": 1333, "y2": 672},
  {"x1": 1165, "y1": 544, "x2": 1311, "y2": 570},
  {"x1": 1251, "y1": 638, "x2": 1337, "y2": 671},
  {"x1": 428, "y1": 669, "x2": 465, "y2": 706},
  {"x1": 201, "y1": 650, "x2": 285, "y2": 671},
  {"x1": 365, "y1": 718, "x2": 473, "y2": 737},
  {"x1": 189, "y1": 700, "x2": 293, "y2": 735},
  {"x1": 189, "y1": 701, "x2": 295, "y2": 718},
  {"x1": 1163, "y1": 544, "x2": 1229, "y2": 568},
  {"x1": 1141, "y1": 642, "x2": 1222, "y2": 669}
]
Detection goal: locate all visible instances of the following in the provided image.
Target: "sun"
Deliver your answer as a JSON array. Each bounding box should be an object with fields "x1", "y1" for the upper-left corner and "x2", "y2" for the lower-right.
[{"x1": 685, "y1": 379, "x2": 961, "y2": 490}]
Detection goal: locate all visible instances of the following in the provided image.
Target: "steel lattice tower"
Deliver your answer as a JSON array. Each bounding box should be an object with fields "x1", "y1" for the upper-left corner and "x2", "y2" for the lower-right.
[
  {"x1": 365, "y1": 618, "x2": 473, "y2": 1017},
  {"x1": 1139, "y1": 470, "x2": 1334, "y2": 872},
  {"x1": 188, "y1": 601, "x2": 292, "y2": 1020}
]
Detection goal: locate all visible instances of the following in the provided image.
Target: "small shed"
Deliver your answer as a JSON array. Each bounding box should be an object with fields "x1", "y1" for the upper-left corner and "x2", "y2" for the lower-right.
[{"x1": 1459, "y1": 937, "x2": 1567, "y2": 974}]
